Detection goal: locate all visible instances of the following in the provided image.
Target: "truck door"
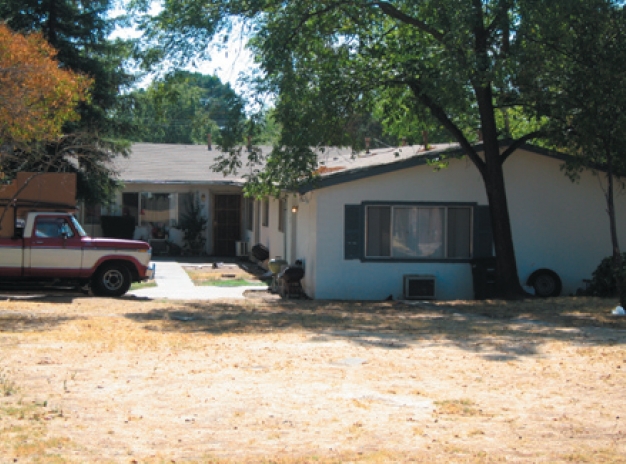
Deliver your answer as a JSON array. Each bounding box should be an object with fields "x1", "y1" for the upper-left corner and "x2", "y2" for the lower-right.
[{"x1": 25, "y1": 216, "x2": 83, "y2": 278}]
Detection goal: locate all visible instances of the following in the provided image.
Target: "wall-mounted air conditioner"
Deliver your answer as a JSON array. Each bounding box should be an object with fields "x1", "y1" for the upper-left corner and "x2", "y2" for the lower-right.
[
  {"x1": 235, "y1": 241, "x2": 249, "y2": 257},
  {"x1": 403, "y1": 275, "x2": 436, "y2": 300}
]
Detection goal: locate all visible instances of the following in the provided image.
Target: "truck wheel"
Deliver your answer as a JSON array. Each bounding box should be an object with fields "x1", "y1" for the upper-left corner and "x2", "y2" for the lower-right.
[
  {"x1": 528, "y1": 269, "x2": 562, "y2": 298},
  {"x1": 92, "y1": 263, "x2": 131, "y2": 297}
]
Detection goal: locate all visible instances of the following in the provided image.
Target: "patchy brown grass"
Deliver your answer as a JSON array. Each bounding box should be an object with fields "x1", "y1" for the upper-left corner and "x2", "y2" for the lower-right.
[{"x1": 0, "y1": 295, "x2": 624, "y2": 463}]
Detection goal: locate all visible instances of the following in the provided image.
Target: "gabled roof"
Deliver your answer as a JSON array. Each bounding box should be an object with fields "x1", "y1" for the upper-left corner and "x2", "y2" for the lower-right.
[
  {"x1": 299, "y1": 142, "x2": 571, "y2": 193},
  {"x1": 117, "y1": 141, "x2": 572, "y2": 189},
  {"x1": 113, "y1": 143, "x2": 273, "y2": 185}
]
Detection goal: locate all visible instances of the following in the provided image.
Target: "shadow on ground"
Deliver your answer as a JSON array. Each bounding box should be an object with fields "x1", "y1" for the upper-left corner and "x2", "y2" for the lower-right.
[
  {"x1": 0, "y1": 312, "x2": 77, "y2": 332},
  {"x1": 124, "y1": 297, "x2": 626, "y2": 360}
]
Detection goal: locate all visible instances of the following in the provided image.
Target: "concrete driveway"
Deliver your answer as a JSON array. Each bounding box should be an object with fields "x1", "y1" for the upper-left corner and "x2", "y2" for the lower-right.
[{"x1": 128, "y1": 259, "x2": 269, "y2": 300}]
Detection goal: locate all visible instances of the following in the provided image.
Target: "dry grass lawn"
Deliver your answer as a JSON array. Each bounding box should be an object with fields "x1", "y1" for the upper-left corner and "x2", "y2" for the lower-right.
[{"x1": 0, "y1": 293, "x2": 625, "y2": 463}]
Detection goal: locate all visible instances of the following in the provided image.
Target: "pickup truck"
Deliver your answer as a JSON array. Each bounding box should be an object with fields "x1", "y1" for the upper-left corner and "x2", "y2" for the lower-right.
[{"x1": 0, "y1": 211, "x2": 154, "y2": 297}]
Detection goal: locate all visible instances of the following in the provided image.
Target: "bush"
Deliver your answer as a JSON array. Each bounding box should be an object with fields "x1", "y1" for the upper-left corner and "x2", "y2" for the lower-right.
[{"x1": 582, "y1": 252, "x2": 626, "y2": 297}]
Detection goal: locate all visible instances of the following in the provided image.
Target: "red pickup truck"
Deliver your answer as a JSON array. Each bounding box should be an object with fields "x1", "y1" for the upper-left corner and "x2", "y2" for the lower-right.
[{"x1": 0, "y1": 212, "x2": 154, "y2": 297}]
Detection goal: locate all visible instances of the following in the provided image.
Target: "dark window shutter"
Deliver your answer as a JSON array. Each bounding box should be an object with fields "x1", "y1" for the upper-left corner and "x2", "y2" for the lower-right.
[
  {"x1": 473, "y1": 205, "x2": 493, "y2": 258},
  {"x1": 344, "y1": 204, "x2": 363, "y2": 260}
]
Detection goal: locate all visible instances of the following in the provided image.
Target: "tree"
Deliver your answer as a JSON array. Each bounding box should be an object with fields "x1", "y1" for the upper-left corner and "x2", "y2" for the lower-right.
[
  {"x1": 539, "y1": 1, "x2": 626, "y2": 306},
  {"x1": 121, "y1": 71, "x2": 246, "y2": 146},
  {"x1": 0, "y1": 24, "x2": 91, "y2": 147},
  {"x1": 139, "y1": 0, "x2": 600, "y2": 298},
  {"x1": 0, "y1": 0, "x2": 138, "y2": 204}
]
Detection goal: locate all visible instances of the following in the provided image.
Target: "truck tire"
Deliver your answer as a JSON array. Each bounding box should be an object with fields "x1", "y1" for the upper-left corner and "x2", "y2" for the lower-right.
[
  {"x1": 527, "y1": 269, "x2": 562, "y2": 298},
  {"x1": 92, "y1": 263, "x2": 131, "y2": 297}
]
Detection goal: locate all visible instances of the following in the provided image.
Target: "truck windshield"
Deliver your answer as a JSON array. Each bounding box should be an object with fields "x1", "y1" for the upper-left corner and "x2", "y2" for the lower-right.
[{"x1": 71, "y1": 215, "x2": 88, "y2": 237}]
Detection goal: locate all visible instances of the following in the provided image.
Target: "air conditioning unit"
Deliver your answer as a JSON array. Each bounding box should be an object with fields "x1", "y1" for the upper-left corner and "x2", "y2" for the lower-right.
[
  {"x1": 403, "y1": 275, "x2": 436, "y2": 300},
  {"x1": 235, "y1": 241, "x2": 249, "y2": 257}
]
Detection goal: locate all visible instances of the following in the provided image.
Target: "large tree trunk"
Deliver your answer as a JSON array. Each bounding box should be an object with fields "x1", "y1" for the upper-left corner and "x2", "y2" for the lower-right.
[
  {"x1": 482, "y1": 148, "x2": 526, "y2": 298},
  {"x1": 414, "y1": 81, "x2": 528, "y2": 299},
  {"x1": 476, "y1": 86, "x2": 527, "y2": 299}
]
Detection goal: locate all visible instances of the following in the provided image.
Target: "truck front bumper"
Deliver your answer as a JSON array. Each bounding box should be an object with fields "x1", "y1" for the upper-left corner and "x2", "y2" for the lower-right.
[{"x1": 144, "y1": 263, "x2": 156, "y2": 280}]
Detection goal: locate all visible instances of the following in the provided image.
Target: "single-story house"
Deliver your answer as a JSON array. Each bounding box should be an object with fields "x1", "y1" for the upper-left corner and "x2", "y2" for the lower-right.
[
  {"x1": 80, "y1": 142, "x2": 625, "y2": 300},
  {"x1": 251, "y1": 143, "x2": 626, "y2": 300},
  {"x1": 78, "y1": 143, "x2": 265, "y2": 256}
]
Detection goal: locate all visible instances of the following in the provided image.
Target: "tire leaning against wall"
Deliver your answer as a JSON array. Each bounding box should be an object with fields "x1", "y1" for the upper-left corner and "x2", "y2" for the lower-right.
[{"x1": 527, "y1": 269, "x2": 562, "y2": 298}]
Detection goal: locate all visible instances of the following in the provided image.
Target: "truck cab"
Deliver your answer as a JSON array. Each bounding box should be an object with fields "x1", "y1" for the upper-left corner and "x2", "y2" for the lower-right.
[{"x1": 0, "y1": 212, "x2": 154, "y2": 297}]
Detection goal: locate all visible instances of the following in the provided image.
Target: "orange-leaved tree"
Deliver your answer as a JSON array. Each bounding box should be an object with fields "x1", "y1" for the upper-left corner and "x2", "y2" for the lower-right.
[{"x1": 0, "y1": 23, "x2": 92, "y2": 146}]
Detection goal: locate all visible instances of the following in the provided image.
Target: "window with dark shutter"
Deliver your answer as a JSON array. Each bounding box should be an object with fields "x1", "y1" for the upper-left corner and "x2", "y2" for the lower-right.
[
  {"x1": 344, "y1": 204, "x2": 362, "y2": 260},
  {"x1": 472, "y1": 205, "x2": 493, "y2": 258}
]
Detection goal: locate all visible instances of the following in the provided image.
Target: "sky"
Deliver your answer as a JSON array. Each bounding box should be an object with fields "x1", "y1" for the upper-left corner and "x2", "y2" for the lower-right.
[{"x1": 109, "y1": 5, "x2": 255, "y2": 95}]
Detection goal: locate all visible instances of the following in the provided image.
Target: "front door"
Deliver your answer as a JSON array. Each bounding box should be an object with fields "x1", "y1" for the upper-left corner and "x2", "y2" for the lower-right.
[
  {"x1": 214, "y1": 195, "x2": 241, "y2": 256},
  {"x1": 27, "y1": 215, "x2": 83, "y2": 278}
]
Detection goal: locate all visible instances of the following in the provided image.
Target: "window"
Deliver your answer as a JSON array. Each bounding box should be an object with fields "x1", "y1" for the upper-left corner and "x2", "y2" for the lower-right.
[
  {"x1": 365, "y1": 205, "x2": 472, "y2": 259},
  {"x1": 35, "y1": 217, "x2": 74, "y2": 238},
  {"x1": 141, "y1": 192, "x2": 176, "y2": 239},
  {"x1": 262, "y1": 199, "x2": 269, "y2": 227},
  {"x1": 278, "y1": 199, "x2": 285, "y2": 232}
]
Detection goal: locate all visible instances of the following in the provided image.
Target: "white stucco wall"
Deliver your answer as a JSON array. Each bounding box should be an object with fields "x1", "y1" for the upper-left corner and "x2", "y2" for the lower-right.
[
  {"x1": 255, "y1": 198, "x2": 286, "y2": 262},
  {"x1": 309, "y1": 157, "x2": 486, "y2": 300},
  {"x1": 295, "y1": 149, "x2": 626, "y2": 300},
  {"x1": 505, "y1": 151, "x2": 626, "y2": 294}
]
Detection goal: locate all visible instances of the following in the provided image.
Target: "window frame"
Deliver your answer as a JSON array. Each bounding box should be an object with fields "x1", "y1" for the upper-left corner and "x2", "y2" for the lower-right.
[{"x1": 363, "y1": 202, "x2": 475, "y2": 262}]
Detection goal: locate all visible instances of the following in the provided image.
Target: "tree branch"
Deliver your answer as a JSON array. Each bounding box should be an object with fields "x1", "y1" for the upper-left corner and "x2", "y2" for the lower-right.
[
  {"x1": 372, "y1": 1, "x2": 445, "y2": 43},
  {"x1": 500, "y1": 130, "x2": 545, "y2": 162},
  {"x1": 486, "y1": 0, "x2": 511, "y2": 54},
  {"x1": 405, "y1": 79, "x2": 486, "y2": 176}
]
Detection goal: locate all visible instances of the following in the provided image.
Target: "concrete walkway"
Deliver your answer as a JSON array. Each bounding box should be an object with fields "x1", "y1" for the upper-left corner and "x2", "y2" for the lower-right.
[{"x1": 128, "y1": 261, "x2": 268, "y2": 300}]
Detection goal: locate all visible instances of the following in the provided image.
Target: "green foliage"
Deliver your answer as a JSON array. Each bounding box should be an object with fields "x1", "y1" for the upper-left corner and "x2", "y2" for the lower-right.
[
  {"x1": 538, "y1": 1, "x2": 626, "y2": 178},
  {"x1": 134, "y1": 0, "x2": 591, "y2": 192},
  {"x1": 582, "y1": 253, "x2": 626, "y2": 298},
  {"x1": 122, "y1": 71, "x2": 246, "y2": 147}
]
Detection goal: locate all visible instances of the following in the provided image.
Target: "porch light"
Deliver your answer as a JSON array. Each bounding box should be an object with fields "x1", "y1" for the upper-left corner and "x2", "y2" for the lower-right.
[{"x1": 291, "y1": 206, "x2": 298, "y2": 213}]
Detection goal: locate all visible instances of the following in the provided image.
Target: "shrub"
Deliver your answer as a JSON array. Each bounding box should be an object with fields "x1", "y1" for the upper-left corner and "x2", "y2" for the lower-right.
[{"x1": 583, "y1": 252, "x2": 626, "y2": 297}]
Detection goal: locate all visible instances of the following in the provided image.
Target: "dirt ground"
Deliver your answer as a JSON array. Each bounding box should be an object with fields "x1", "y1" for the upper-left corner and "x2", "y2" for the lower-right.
[{"x1": 0, "y1": 293, "x2": 625, "y2": 463}]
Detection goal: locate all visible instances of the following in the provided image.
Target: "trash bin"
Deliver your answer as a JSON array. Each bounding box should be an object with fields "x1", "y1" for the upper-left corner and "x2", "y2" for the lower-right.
[{"x1": 471, "y1": 257, "x2": 497, "y2": 299}]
